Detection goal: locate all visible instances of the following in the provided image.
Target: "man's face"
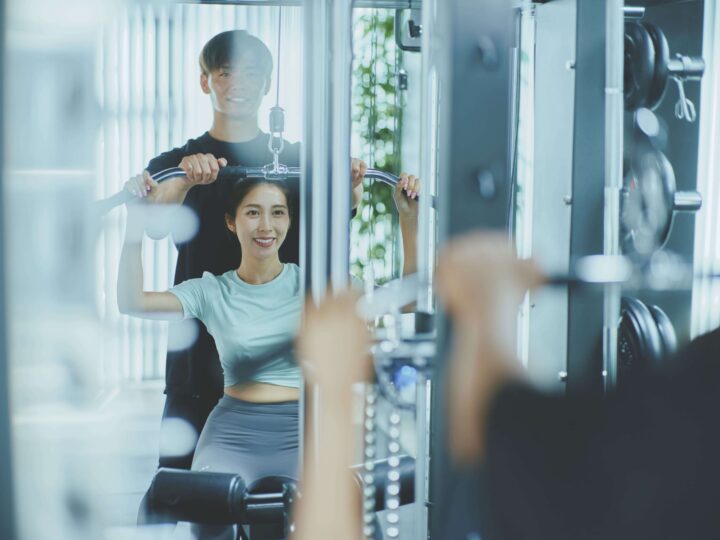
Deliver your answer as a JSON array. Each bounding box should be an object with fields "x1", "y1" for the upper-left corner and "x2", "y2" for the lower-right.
[{"x1": 201, "y1": 54, "x2": 270, "y2": 120}]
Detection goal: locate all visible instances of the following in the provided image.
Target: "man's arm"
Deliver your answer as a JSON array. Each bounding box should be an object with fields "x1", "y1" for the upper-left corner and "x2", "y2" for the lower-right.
[{"x1": 125, "y1": 153, "x2": 228, "y2": 205}]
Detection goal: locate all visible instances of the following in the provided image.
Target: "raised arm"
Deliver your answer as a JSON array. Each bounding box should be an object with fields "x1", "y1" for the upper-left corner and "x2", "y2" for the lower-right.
[
  {"x1": 294, "y1": 293, "x2": 371, "y2": 540},
  {"x1": 393, "y1": 173, "x2": 419, "y2": 276},
  {"x1": 117, "y1": 203, "x2": 184, "y2": 318}
]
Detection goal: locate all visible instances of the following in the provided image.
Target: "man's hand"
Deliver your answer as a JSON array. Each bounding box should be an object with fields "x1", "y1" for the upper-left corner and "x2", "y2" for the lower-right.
[
  {"x1": 436, "y1": 232, "x2": 545, "y2": 464},
  {"x1": 178, "y1": 153, "x2": 228, "y2": 186}
]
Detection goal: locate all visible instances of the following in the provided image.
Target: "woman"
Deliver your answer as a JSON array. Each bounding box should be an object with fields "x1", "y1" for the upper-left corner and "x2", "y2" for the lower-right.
[{"x1": 119, "y1": 173, "x2": 420, "y2": 538}]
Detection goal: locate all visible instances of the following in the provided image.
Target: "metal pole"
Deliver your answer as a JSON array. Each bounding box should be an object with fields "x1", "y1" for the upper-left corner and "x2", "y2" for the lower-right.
[
  {"x1": 416, "y1": 0, "x2": 440, "y2": 314},
  {"x1": 603, "y1": 0, "x2": 624, "y2": 391},
  {"x1": 0, "y1": 0, "x2": 16, "y2": 534},
  {"x1": 414, "y1": 372, "x2": 430, "y2": 539},
  {"x1": 301, "y1": 0, "x2": 353, "y2": 478},
  {"x1": 329, "y1": 0, "x2": 352, "y2": 291}
]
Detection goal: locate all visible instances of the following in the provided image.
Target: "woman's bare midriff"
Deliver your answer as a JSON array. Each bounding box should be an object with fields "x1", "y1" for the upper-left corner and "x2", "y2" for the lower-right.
[{"x1": 225, "y1": 381, "x2": 300, "y2": 403}]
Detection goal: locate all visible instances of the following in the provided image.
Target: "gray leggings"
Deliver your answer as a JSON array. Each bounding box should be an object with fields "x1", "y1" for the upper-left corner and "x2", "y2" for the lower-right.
[{"x1": 191, "y1": 395, "x2": 299, "y2": 540}]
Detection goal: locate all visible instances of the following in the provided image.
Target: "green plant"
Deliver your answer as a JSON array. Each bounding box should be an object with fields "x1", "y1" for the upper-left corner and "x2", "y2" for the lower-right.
[{"x1": 351, "y1": 9, "x2": 404, "y2": 286}]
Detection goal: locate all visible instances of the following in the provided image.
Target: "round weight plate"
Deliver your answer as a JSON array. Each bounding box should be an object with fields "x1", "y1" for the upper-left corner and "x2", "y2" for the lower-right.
[
  {"x1": 621, "y1": 148, "x2": 676, "y2": 255},
  {"x1": 617, "y1": 297, "x2": 663, "y2": 388},
  {"x1": 643, "y1": 22, "x2": 670, "y2": 110},
  {"x1": 625, "y1": 22, "x2": 656, "y2": 110},
  {"x1": 651, "y1": 149, "x2": 677, "y2": 248},
  {"x1": 648, "y1": 304, "x2": 678, "y2": 359}
]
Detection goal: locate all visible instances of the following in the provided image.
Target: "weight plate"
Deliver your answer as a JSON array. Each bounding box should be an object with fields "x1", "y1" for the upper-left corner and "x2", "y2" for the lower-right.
[
  {"x1": 643, "y1": 22, "x2": 670, "y2": 110},
  {"x1": 618, "y1": 297, "x2": 663, "y2": 388},
  {"x1": 620, "y1": 148, "x2": 676, "y2": 255},
  {"x1": 648, "y1": 304, "x2": 678, "y2": 359},
  {"x1": 624, "y1": 22, "x2": 656, "y2": 111}
]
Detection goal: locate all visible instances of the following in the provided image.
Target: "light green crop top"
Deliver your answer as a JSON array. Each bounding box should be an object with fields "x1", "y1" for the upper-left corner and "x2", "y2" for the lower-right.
[{"x1": 170, "y1": 264, "x2": 301, "y2": 388}]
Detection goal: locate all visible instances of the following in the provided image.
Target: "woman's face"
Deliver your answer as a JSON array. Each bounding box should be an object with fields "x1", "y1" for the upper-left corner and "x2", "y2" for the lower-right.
[{"x1": 227, "y1": 184, "x2": 290, "y2": 260}]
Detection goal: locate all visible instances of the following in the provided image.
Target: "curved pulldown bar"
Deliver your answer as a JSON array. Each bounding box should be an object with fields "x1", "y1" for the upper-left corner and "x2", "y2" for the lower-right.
[{"x1": 96, "y1": 166, "x2": 437, "y2": 216}]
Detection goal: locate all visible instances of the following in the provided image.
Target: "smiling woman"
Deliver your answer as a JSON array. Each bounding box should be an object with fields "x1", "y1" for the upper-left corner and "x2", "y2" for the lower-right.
[
  {"x1": 224, "y1": 179, "x2": 293, "y2": 272},
  {"x1": 119, "y1": 178, "x2": 302, "y2": 539}
]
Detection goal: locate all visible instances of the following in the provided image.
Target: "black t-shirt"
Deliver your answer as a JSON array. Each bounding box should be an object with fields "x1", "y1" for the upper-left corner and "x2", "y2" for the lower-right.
[
  {"x1": 474, "y1": 327, "x2": 720, "y2": 540},
  {"x1": 146, "y1": 131, "x2": 300, "y2": 397}
]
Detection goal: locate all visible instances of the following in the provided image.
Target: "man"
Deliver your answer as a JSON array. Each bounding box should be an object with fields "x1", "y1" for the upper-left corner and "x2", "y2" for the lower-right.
[{"x1": 128, "y1": 30, "x2": 366, "y2": 523}]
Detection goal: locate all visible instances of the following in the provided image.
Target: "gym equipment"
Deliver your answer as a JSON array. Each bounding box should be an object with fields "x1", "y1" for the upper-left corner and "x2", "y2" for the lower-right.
[
  {"x1": 621, "y1": 145, "x2": 702, "y2": 255},
  {"x1": 624, "y1": 21, "x2": 704, "y2": 113},
  {"x1": 95, "y1": 166, "x2": 436, "y2": 216},
  {"x1": 352, "y1": 455, "x2": 415, "y2": 512},
  {"x1": 619, "y1": 108, "x2": 702, "y2": 256},
  {"x1": 148, "y1": 457, "x2": 416, "y2": 536},
  {"x1": 546, "y1": 251, "x2": 720, "y2": 291},
  {"x1": 148, "y1": 469, "x2": 294, "y2": 539},
  {"x1": 617, "y1": 297, "x2": 676, "y2": 388}
]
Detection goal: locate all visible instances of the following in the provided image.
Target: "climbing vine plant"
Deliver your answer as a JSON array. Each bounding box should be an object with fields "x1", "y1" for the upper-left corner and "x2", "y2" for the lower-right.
[{"x1": 350, "y1": 9, "x2": 404, "y2": 286}]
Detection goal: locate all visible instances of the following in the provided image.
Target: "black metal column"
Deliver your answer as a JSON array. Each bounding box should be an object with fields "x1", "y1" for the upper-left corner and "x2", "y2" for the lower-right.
[
  {"x1": 566, "y1": 0, "x2": 608, "y2": 396},
  {"x1": 429, "y1": 0, "x2": 514, "y2": 537}
]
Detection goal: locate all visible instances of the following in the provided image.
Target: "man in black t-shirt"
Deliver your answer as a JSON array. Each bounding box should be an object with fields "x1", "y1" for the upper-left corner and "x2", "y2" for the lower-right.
[{"x1": 129, "y1": 30, "x2": 366, "y2": 523}]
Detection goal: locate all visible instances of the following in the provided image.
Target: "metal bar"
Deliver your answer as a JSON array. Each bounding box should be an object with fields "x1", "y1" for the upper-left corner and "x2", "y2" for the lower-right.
[
  {"x1": 623, "y1": 6, "x2": 645, "y2": 19},
  {"x1": 304, "y1": 0, "x2": 331, "y2": 304},
  {"x1": 416, "y1": 0, "x2": 441, "y2": 314},
  {"x1": 602, "y1": 0, "x2": 624, "y2": 392},
  {"x1": 0, "y1": 0, "x2": 15, "y2": 535},
  {"x1": 674, "y1": 190, "x2": 703, "y2": 212},
  {"x1": 329, "y1": 0, "x2": 353, "y2": 291},
  {"x1": 528, "y1": 0, "x2": 575, "y2": 390},
  {"x1": 566, "y1": 0, "x2": 608, "y2": 396},
  {"x1": 668, "y1": 56, "x2": 706, "y2": 79},
  {"x1": 414, "y1": 373, "x2": 429, "y2": 539},
  {"x1": 192, "y1": 0, "x2": 419, "y2": 7}
]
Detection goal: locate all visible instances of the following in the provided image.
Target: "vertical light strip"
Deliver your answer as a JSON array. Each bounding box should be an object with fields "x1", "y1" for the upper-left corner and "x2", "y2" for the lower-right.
[
  {"x1": 692, "y1": 0, "x2": 720, "y2": 336},
  {"x1": 330, "y1": 0, "x2": 352, "y2": 290}
]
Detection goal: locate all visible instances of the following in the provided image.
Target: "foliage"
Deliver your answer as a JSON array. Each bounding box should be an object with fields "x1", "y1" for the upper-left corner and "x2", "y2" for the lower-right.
[{"x1": 350, "y1": 10, "x2": 404, "y2": 285}]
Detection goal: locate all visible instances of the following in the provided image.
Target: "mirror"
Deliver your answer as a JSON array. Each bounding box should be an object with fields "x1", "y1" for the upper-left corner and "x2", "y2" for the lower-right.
[{"x1": 6, "y1": 0, "x2": 440, "y2": 537}]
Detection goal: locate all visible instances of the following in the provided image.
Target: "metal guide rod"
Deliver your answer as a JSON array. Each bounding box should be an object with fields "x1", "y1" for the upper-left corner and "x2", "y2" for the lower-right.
[
  {"x1": 194, "y1": 0, "x2": 420, "y2": 7},
  {"x1": 413, "y1": 0, "x2": 441, "y2": 535},
  {"x1": 330, "y1": 0, "x2": 353, "y2": 291},
  {"x1": 603, "y1": 0, "x2": 624, "y2": 391},
  {"x1": 416, "y1": 0, "x2": 440, "y2": 315}
]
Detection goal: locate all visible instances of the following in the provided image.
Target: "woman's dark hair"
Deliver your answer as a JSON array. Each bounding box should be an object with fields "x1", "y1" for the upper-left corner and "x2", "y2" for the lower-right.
[
  {"x1": 224, "y1": 178, "x2": 293, "y2": 223},
  {"x1": 199, "y1": 30, "x2": 273, "y2": 78}
]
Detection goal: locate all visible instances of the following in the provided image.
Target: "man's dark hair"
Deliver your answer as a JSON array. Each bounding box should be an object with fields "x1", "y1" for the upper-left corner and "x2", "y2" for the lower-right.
[{"x1": 199, "y1": 30, "x2": 273, "y2": 78}]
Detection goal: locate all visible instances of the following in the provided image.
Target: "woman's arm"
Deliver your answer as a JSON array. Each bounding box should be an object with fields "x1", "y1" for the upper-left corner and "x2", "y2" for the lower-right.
[
  {"x1": 294, "y1": 293, "x2": 371, "y2": 540},
  {"x1": 117, "y1": 205, "x2": 183, "y2": 318},
  {"x1": 393, "y1": 174, "x2": 419, "y2": 277}
]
